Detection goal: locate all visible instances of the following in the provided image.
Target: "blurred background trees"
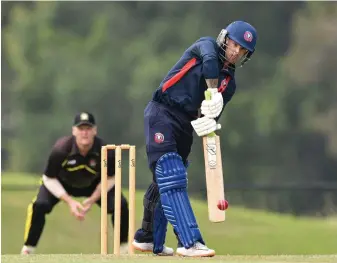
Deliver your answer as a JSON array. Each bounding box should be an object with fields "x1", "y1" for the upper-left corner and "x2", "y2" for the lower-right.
[{"x1": 2, "y1": 1, "x2": 337, "y2": 216}]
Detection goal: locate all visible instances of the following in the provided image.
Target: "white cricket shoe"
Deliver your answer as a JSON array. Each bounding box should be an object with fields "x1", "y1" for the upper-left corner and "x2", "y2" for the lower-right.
[
  {"x1": 176, "y1": 242, "x2": 215, "y2": 257},
  {"x1": 132, "y1": 240, "x2": 174, "y2": 256},
  {"x1": 21, "y1": 245, "x2": 35, "y2": 255}
]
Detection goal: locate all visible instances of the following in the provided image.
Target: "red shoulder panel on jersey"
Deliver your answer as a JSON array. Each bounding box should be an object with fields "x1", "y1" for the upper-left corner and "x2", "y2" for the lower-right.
[{"x1": 162, "y1": 58, "x2": 197, "y2": 92}]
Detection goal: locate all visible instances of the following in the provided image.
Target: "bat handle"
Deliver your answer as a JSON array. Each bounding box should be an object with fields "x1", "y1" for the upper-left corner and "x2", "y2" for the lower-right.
[
  {"x1": 204, "y1": 89, "x2": 216, "y2": 137},
  {"x1": 204, "y1": 89, "x2": 212, "y2": 101}
]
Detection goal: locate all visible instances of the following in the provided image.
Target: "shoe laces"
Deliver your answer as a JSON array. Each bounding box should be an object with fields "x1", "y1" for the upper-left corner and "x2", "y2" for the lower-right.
[{"x1": 194, "y1": 242, "x2": 208, "y2": 250}]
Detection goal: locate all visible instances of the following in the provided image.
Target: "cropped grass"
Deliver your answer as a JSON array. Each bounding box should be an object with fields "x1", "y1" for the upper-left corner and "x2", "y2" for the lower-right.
[
  {"x1": 2, "y1": 172, "x2": 337, "y2": 256},
  {"x1": 2, "y1": 255, "x2": 337, "y2": 263}
]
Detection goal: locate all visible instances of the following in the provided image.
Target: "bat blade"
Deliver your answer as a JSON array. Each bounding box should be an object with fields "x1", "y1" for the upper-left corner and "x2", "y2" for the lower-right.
[{"x1": 203, "y1": 134, "x2": 226, "y2": 222}]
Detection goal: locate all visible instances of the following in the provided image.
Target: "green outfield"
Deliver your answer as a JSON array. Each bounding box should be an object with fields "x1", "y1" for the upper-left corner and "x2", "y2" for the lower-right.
[
  {"x1": 2, "y1": 173, "x2": 337, "y2": 256},
  {"x1": 2, "y1": 255, "x2": 337, "y2": 263}
]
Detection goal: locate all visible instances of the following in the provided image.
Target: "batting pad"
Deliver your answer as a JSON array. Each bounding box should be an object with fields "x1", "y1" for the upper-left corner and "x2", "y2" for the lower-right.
[
  {"x1": 155, "y1": 152, "x2": 204, "y2": 248},
  {"x1": 153, "y1": 199, "x2": 168, "y2": 254}
]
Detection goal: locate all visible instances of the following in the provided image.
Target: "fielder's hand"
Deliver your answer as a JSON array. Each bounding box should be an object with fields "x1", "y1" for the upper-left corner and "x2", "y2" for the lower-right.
[
  {"x1": 68, "y1": 199, "x2": 85, "y2": 221},
  {"x1": 200, "y1": 88, "x2": 223, "y2": 118},
  {"x1": 191, "y1": 116, "x2": 221, "y2": 137},
  {"x1": 82, "y1": 198, "x2": 94, "y2": 214}
]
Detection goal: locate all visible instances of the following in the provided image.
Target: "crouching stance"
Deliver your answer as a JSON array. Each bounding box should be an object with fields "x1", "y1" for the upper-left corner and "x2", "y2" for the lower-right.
[{"x1": 21, "y1": 112, "x2": 129, "y2": 254}]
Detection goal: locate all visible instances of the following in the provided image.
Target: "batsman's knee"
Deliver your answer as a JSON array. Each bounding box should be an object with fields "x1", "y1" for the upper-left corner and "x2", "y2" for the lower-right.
[{"x1": 155, "y1": 152, "x2": 187, "y2": 192}]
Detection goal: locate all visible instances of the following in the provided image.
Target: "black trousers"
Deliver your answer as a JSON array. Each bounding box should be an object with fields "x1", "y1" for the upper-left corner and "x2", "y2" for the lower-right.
[{"x1": 23, "y1": 183, "x2": 129, "y2": 247}]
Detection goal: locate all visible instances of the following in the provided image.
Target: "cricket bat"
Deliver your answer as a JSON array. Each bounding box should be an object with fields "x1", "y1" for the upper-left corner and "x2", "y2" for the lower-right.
[{"x1": 202, "y1": 90, "x2": 226, "y2": 223}]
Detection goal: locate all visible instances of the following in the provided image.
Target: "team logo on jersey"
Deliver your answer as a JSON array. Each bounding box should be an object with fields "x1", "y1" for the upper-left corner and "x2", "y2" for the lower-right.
[
  {"x1": 154, "y1": 133, "x2": 164, "y2": 143},
  {"x1": 67, "y1": 159, "x2": 76, "y2": 165},
  {"x1": 244, "y1": 31, "x2": 253, "y2": 42},
  {"x1": 218, "y1": 76, "x2": 231, "y2": 93},
  {"x1": 89, "y1": 159, "x2": 96, "y2": 167}
]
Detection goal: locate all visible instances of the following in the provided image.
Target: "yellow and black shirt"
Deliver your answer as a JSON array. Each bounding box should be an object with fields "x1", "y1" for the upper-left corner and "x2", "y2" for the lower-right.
[{"x1": 44, "y1": 136, "x2": 114, "y2": 188}]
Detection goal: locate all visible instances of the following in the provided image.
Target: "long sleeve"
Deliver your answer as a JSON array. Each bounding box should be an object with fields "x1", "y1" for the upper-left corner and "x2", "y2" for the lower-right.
[{"x1": 193, "y1": 38, "x2": 219, "y2": 79}]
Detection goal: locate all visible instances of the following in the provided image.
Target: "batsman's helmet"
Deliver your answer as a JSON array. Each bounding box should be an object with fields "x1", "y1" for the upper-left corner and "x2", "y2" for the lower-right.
[{"x1": 217, "y1": 21, "x2": 258, "y2": 67}]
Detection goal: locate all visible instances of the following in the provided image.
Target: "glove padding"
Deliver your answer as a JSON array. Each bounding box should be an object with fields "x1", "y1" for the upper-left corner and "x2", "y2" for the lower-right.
[
  {"x1": 200, "y1": 89, "x2": 223, "y2": 119},
  {"x1": 191, "y1": 116, "x2": 221, "y2": 137}
]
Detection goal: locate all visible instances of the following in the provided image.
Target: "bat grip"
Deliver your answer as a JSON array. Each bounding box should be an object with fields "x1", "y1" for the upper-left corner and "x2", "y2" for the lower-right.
[{"x1": 204, "y1": 90, "x2": 216, "y2": 137}]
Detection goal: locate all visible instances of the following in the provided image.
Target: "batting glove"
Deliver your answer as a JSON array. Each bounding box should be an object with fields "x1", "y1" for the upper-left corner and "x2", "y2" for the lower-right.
[
  {"x1": 191, "y1": 116, "x2": 221, "y2": 137},
  {"x1": 200, "y1": 88, "x2": 223, "y2": 119}
]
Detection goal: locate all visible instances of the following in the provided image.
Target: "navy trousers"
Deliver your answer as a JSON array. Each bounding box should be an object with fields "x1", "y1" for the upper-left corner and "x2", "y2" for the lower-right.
[{"x1": 134, "y1": 100, "x2": 194, "y2": 247}]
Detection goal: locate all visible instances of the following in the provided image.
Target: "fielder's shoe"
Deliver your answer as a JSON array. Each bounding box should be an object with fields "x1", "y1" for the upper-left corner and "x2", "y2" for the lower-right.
[
  {"x1": 21, "y1": 245, "x2": 35, "y2": 255},
  {"x1": 176, "y1": 242, "x2": 215, "y2": 257},
  {"x1": 132, "y1": 240, "x2": 174, "y2": 256}
]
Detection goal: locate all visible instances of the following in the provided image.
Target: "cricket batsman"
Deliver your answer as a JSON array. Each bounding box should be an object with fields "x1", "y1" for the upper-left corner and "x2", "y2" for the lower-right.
[
  {"x1": 21, "y1": 112, "x2": 130, "y2": 254},
  {"x1": 132, "y1": 21, "x2": 258, "y2": 257}
]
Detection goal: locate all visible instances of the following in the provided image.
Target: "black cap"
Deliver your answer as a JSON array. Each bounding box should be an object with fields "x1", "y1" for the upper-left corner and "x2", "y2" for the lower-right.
[{"x1": 73, "y1": 112, "x2": 96, "y2": 127}]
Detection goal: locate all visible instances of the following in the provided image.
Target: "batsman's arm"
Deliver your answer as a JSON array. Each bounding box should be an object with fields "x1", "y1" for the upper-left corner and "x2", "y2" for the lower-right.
[
  {"x1": 194, "y1": 39, "x2": 219, "y2": 90},
  {"x1": 205, "y1": 79, "x2": 219, "y2": 90}
]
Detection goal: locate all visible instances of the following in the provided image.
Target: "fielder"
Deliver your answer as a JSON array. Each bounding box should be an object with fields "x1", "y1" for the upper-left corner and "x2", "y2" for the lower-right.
[
  {"x1": 21, "y1": 112, "x2": 130, "y2": 254},
  {"x1": 132, "y1": 21, "x2": 258, "y2": 257}
]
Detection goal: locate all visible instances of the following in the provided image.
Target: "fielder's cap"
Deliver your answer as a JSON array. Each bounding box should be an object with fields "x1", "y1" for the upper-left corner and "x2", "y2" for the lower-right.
[{"x1": 73, "y1": 112, "x2": 96, "y2": 127}]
